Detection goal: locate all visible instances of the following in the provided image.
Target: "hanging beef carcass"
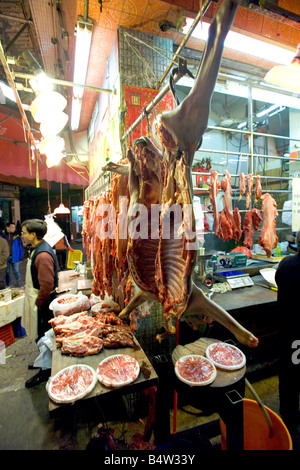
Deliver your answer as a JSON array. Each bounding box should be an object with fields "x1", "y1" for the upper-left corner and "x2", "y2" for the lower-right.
[{"x1": 102, "y1": 0, "x2": 258, "y2": 348}]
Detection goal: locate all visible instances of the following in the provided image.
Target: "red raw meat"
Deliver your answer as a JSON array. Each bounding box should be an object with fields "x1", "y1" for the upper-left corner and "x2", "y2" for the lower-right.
[
  {"x1": 258, "y1": 193, "x2": 278, "y2": 257},
  {"x1": 230, "y1": 246, "x2": 252, "y2": 258},
  {"x1": 254, "y1": 175, "x2": 262, "y2": 202},
  {"x1": 218, "y1": 170, "x2": 234, "y2": 241},
  {"x1": 232, "y1": 207, "x2": 242, "y2": 243},
  {"x1": 218, "y1": 209, "x2": 233, "y2": 241},
  {"x1": 61, "y1": 330, "x2": 104, "y2": 357},
  {"x1": 246, "y1": 174, "x2": 253, "y2": 209},
  {"x1": 243, "y1": 210, "x2": 253, "y2": 247},
  {"x1": 210, "y1": 170, "x2": 221, "y2": 235},
  {"x1": 251, "y1": 208, "x2": 262, "y2": 231},
  {"x1": 238, "y1": 173, "x2": 246, "y2": 201}
]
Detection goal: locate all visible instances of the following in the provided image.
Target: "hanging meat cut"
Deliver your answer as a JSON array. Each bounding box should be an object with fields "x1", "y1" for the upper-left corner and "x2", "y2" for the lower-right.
[
  {"x1": 238, "y1": 173, "x2": 246, "y2": 201},
  {"x1": 210, "y1": 170, "x2": 221, "y2": 235},
  {"x1": 258, "y1": 193, "x2": 278, "y2": 257},
  {"x1": 251, "y1": 208, "x2": 262, "y2": 231},
  {"x1": 246, "y1": 174, "x2": 253, "y2": 209},
  {"x1": 88, "y1": 0, "x2": 258, "y2": 349},
  {"x1": 243, "y1": 210, "x2": 253, "y2": 248},
  {"x1": 255, "y1": 175, "x2": 262, "y2": 202},
  {"x1": 232, "y1": 207, "x2": 242, "y2": 243},
  {"x1": 218, "y1": 170, "x2": 234, "y2": 241}
]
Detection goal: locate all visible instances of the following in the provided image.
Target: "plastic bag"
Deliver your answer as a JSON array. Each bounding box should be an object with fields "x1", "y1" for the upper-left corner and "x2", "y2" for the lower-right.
[
  {"x1": 49, "y1": 292, "x2": 91, "y2": 317},
  {"x1": 90, "y1": 294, "x2": 120, "y2": 313},
  {"x1": 33, "y1": 328, "x2": 54, "y2": 370}
]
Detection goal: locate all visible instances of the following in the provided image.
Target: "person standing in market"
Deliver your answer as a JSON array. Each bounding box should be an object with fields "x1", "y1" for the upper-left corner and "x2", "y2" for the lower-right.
[
  {"x1": 5, "y1": 222, "x2": 24, "y2": 287},
  {"x1": 0, "y1": 235, "x2": 9, "y2": 289},
  {"x1": 54, "y1": 233, "x2": 73, "y2": 271},
  {"x1": 21, "y1": 219, "x2": 58, "y2": 387},
  {"x1": 275, "y1": 230, "x2": 300, "y2": 433}
]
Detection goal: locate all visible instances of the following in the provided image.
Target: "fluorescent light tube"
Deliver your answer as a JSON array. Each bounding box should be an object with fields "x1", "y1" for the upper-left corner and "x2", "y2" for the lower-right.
[
  {"x1": 182, "y1": 19, "x2": 294, "y2": 65},
  {"x1": 71, "y1": 96, "x2": 82, "y2": 131},
  {"x1": 71, "y1": 20, "x2": 93, "y2": 130},
  {"x1": 256, "y1": 104, "x2": 279, "y2": 118}
]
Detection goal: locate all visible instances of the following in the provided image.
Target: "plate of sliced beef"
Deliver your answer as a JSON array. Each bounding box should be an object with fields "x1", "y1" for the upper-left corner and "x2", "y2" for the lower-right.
[
  {"x1": 96, "y1": 354, "x2": 140, "y2": 388},
  {"x1": 47, "y1": 364, "x2": 97, "y2": 404},
  {"x1": 205, "y1": 342, "x2": 246, "y2": 370},
  {"x1": 174, "y1": 354, "x2": 217, "y2": 386}
]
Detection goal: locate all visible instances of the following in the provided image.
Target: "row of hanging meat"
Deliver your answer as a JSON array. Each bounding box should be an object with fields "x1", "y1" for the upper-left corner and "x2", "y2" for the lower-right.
[
  {"x1": 81, "y1": 170, "x2": 132, "y2": 305},
  {"x1": 209, "y1": 170, "x2": 278, "y2": 257}
]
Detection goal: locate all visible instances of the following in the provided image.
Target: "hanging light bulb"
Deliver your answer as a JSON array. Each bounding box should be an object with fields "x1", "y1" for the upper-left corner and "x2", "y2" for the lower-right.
[
  {"x1": 31, "y1": 91, "x2": 67, "y2": 123},
  {"x1": 40, "y1": 112, "x2": 69, "y2": 139},
  {"x1": 39, "y1": 136, "x2": 65, "y2": 168},
  {"x1": 54, "y1": 203, "x2": 70, "y2": 214},
  {"x1": 264, "y1": 44, "x2": 300, "y2": 93},
  {"x1": 53, "y1": 163, "x2": 71, "y2": 215}
]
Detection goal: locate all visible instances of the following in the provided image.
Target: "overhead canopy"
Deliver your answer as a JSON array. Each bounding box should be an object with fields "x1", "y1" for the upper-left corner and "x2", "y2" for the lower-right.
[{"x1": 0, "y1": 104, "x2": 89, "y2": 186}]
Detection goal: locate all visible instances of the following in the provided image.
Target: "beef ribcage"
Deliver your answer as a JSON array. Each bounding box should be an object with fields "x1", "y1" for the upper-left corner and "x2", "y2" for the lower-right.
[{"x1": 91, "y1": 0, "x2": 259, "y2": 349}]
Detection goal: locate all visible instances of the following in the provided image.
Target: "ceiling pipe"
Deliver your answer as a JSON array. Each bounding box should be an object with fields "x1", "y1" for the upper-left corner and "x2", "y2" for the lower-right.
[
  {"x1": 240, "y1": 0, "x2": 300, "y2": 29},
  {"x1": 0, "y1": 41, "x2": 38, "y2": 154},
  {"x1": 157, "y1": 0, "x2": 211, "y2": 88},
  {"x1": 12, "y1": 72, "x2": 116, "y2": 94}
]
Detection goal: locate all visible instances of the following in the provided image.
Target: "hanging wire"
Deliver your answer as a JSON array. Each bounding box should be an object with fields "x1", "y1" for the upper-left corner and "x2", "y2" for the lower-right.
[{"x1": 124, "y1": 33, "x2": 158, "y2": 88}]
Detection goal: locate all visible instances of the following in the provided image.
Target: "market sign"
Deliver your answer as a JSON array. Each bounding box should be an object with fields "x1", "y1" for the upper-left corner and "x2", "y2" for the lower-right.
[
  {"x1": 124, "y1": 85, "x2": 174, "y2": 149},
  {"x1": 292, "y1": 178, "x2": 300, "y2": 231}
]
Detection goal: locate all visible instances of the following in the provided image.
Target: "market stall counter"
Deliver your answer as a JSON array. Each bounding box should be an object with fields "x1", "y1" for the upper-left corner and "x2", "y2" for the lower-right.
[
  {"x1": 0, "y1": 292, "x2": 25, "y2": 328},
  {"x1": 48, "y1": 337, "x2": 158, "y2": 416}
]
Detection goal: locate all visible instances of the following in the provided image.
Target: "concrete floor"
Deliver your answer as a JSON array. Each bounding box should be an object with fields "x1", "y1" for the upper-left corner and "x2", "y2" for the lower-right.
[
  {"x1": 1, "y1": 334, "x2": 300, "y2": 451},
  {"x1": 0, "y1": 257, "x2": 299, "y2": 451}
]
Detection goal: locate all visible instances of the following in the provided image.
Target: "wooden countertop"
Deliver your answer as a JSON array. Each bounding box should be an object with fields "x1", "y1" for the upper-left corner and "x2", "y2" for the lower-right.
[
  {"x1": 196, "y1": 274, "x2": 277, "y2": 312},
  {"x1": 172, "y1": 337, "x2": 245, "y2": 389},
  {"x1": 49, "y1": 335, "x2": 158, "y2": 415}
]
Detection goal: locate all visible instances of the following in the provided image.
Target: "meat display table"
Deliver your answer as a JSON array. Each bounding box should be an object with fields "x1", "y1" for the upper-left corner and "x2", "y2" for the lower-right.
[
  {"x1": 197, "y1": 274, "x2": 277, "y2": 313},
  {"x1": 49, "y1": 335, "x2": 158, "y2": 415},
  {"x1": 171, "y1": 337, "x2": 246, "y2": 450},
  {"x1": 214, "y1": 276, "x2": 277, "y2": 312},
  {"x1": 0, "y1": 295, "x2": 25, "y2": 328}
]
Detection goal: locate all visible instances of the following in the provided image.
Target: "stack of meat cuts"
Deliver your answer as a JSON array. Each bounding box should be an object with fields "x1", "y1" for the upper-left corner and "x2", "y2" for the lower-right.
[
  {"x1": 49, "y1": 310, "x2": 134, "y2": 357},
  {"x1": 81, "y1": 0, "x2": 259, "y2": 350}
]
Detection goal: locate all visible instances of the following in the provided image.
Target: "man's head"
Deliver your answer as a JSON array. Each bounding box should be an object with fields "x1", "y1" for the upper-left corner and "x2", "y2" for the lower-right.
[
  {"x1": 6, "y1": 223, "x2": 15, "y2": 233},
  {"x1": 21, "y1": 219, "x2": 47, "y2": 246}
]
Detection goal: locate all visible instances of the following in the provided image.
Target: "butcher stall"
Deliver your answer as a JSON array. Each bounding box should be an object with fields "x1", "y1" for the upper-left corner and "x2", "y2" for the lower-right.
[
  {"x1": 45, "y1": 0, "x2": 299, "y2": 448},
  {"x1": 0, "y1": 289, "x2": 25, "y2": 346}
]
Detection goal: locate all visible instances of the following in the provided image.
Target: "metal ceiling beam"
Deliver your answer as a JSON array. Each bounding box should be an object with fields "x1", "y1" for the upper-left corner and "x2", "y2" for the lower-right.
[
  {"x1": 12, "y1": 72, "x2": 116, "y2": 94},
  {"x1": 0, "y1": 41, "x2": 38, "y2": 154}
]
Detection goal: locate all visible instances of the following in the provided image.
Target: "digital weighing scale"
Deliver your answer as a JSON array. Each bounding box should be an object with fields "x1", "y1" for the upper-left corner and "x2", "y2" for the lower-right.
[{"x1": 215, "y1": 270, "x2": 254, "y2": 289}]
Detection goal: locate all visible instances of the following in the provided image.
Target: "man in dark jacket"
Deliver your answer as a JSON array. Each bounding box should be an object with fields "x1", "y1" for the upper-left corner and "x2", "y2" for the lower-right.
[
  {"x1": 21, "y1": 219, "x2": 58, "y2": 387},
  {"x1": 0, "y1": 236, "x2": 9, "y2": 289},
  {"x1": 5, "y1": 222, "x2": 24, "y2": 287},
  {"x1": 275, "y1": 230, "x2": 300, "y2": 433}
]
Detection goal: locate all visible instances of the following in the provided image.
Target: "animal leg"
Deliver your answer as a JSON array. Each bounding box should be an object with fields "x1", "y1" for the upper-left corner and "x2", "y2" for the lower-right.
[
  {"x1": 119, "y1": 289, "x2": 155, "y2": 320},
  {"x1": 183, "y1": 282, "x2": 259, "y2": 348},
  {"x1": 158, "y1": 0, "x2": 240, "y2": 161}
]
